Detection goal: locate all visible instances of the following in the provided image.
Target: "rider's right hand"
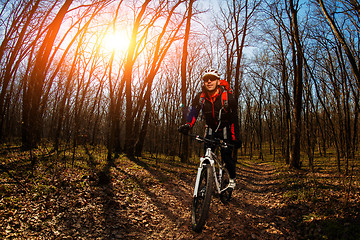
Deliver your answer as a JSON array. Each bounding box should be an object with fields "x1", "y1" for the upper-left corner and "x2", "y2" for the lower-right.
[{"x1": 178, "y1": 124, "x2": 191, "y2": 134}]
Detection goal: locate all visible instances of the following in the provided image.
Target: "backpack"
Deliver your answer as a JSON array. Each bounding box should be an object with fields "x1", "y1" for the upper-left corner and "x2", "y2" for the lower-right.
[{"x1": 199, "y1": 79, "x2": 233, "y2": 111}]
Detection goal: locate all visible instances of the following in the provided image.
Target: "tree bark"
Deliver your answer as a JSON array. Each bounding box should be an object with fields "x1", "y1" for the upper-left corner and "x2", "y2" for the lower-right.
[
  {"x1": 180, "y1": 0, "x2": 194, "y2": 163},
  {"x1": 288, "y1": 0, "x2": 303, "y2": 169}
]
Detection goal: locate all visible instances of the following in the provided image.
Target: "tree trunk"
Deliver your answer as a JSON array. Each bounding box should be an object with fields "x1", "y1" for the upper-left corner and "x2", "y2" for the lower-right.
[
  {"x1": 0, "y1": 0, "x2": 40, "y2": 142},
  {"x1": 317, "y1": 0, "x2": 360, "y2": 90},
  {"x1": 22, "y1": 0, "x2": 73, "y2": 149},
  {"x1": 289, "y1": 0, "x2": 303, "y2": 169},
  {"x1": 124, "y1": 0, "x2": 151, "y2": 157},
  {"x1": 180, "y1": 0, "x2": 194, "y2": 163}
]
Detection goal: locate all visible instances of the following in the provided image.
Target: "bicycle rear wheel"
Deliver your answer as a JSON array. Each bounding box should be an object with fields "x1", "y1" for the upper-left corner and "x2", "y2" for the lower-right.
[
  {"x1": 191, "y1": 164, "x2": 213, "y2": 232},
  {"x1": 220, "y1": 167, "x2": 232, "y2": 204}
]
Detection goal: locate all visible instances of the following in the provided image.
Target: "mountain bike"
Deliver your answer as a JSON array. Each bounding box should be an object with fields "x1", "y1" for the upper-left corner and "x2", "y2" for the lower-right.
[{"x1": 185, "y1": 134, "x2": 234, "y2": 232}]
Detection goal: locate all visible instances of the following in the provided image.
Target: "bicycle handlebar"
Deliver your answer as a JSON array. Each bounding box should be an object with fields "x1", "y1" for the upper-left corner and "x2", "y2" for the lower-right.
[{"x1": 184, "y1": 133, "x2": 234, "y2": 148}]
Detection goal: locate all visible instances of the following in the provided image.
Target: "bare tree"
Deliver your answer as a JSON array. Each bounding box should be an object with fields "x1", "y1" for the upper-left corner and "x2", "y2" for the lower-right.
[
  {"x1": 263, "y1": 0, "x2": 293, "y2": 164},
  {"x1": 22, "y1": 0, "x2": 73, "y2": 149},
  {"x1": 217, "y1": 0, "x2": 261, "y2": 101},
  {"x1": 0, "y1": 0, "x2": 41, "y2": 141},
  {"x1": 133, "y1": 0, "x2": 188, "y2": 156},
  {"x1": 316, "y1": 0, "x2": 360, "y2": 90},
  {"x1": 288, "y1": 0, "x2": 304, "y2": 169},
  {"x1": 180, "y1": 0, "x2": 195, "y2": 163},
  {"x1": 123, "y1": 0, "x2": 151, "y2": 156},
  {"x1": 121, "y1": 0, "x2": 188, "y2": 157}
]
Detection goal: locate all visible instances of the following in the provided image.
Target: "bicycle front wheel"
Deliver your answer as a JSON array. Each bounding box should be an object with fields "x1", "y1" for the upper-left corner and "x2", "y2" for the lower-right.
[{"x1": 191, "y1": 164, "x2": 213, "y2": 232}]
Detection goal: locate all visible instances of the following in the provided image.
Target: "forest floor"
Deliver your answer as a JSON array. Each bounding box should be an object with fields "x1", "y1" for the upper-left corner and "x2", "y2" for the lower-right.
[{"x1": 1, "y1": 145, "x2": 360, "y2": 239}]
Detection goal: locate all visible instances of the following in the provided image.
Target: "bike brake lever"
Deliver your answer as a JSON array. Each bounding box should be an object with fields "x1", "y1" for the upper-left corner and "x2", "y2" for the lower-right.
[{"x1": 195, "y1": 136, "x2": 203, "y2": 142}]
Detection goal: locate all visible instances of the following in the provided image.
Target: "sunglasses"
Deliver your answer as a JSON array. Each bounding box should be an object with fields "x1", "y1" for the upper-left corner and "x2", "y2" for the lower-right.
[{"x1": 203, "y1": 77, "x2": 218, "y2": 82}]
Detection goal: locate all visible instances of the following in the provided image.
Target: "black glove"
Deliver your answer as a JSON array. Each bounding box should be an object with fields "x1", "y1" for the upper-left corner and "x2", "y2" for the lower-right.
[{"x1": 178, "y1": 124, "x2": 191, "y2": 134}]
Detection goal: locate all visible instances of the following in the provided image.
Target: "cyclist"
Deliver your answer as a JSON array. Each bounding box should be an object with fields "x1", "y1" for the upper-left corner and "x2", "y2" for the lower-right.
[{"x1": 179, "y1": 68, "x2": 240, "y2": 189}]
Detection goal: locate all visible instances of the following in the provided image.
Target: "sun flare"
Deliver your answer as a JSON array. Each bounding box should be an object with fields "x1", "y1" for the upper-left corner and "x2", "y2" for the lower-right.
[{"x1": 101, "y1": 30, "x2": 130, "y2": 54}]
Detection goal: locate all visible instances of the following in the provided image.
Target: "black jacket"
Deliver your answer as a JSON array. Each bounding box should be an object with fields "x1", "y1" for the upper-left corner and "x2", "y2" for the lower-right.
[{"x1": 186, "y1": 87, "x2": 240, "y2": 141}]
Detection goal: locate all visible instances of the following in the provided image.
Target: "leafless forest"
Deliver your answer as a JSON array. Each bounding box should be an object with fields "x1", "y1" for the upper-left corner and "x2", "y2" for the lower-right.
[
  {"x1": 1, "y1": 0, "x2": 360, "y2": 239},
  {"x1": 0, "y1": 0, "x2": 359, "y2": 172}
]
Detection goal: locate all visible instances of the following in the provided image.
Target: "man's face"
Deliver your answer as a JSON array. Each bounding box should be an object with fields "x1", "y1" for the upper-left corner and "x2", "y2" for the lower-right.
[{"x1": 203, "y1": 76, "x2": 219, "y2": 93}]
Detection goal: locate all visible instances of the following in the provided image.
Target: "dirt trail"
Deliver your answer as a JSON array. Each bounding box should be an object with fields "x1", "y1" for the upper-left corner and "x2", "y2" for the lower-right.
[
  {"x1": 2, "y1": 152, "x2": 359, "y2": 239},
  {"x1": 105, "y1": 158, "x2": 298, "y2": 240},
  {"x1": 1, "y1": 155, "x2": 298, "y2": 239}
]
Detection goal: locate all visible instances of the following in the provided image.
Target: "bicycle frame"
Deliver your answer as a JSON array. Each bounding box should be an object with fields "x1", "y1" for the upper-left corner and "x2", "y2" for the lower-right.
[
  {"x1": 187, "y1": 134, "x2": 234, "y2": 232},
  {"x1": 193, "y1": 147, "x2": 231, "y2": 198}
]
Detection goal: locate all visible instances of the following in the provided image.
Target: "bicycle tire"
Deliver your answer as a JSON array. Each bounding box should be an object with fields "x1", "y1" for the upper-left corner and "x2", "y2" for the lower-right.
[
  {"x1": 191, "y1": 164, "x2": 213, "y2": 232},
  {"x1": 220, "y1": 167, "x2": 232, "y2": 204}
]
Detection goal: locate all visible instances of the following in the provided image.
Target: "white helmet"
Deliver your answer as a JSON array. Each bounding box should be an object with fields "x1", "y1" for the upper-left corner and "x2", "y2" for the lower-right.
[{"x1": 202, "y1": 68, "x2": 220, "y2": 80}]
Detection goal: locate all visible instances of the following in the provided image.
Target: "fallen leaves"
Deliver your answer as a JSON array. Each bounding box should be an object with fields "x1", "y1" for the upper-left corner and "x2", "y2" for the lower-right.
[{"x1": 1, "y1": 149, "x2": 360, "y2": 239}]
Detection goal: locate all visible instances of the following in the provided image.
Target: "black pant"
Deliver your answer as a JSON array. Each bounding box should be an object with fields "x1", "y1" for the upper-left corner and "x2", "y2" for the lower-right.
[
  {"x1": 204, "y1": 144, "x2": 236, "y2": 179},
  {"x1": 221, "y1": 146, "x2": 236, "y2": 179},
  {"x1": 204, "y1": 127, "x2": 237, "y2": 179}
]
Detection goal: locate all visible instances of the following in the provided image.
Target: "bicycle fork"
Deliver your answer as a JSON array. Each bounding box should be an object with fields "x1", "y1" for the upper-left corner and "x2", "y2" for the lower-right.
[
  {"x1": 193, "y1": 157, "x2": 230, "y2": 197},
  {"x1": 193, "y1": 156, "x2": 208, "y2": 198}
]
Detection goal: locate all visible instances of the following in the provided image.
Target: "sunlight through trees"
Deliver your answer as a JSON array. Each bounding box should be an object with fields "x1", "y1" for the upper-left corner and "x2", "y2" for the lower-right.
[{"x1": 0, "y1": 0, "x2": 359, "y2": 172}]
